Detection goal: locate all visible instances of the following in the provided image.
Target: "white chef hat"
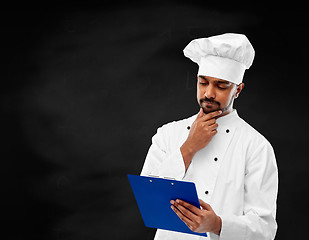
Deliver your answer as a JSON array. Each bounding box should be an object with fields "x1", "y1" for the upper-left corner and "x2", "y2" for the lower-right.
[{"x1": 183, "y1": 33, "x2": 255, "y2": 85}]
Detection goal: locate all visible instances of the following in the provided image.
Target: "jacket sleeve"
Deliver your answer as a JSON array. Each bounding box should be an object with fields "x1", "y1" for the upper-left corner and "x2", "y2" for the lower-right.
[
  {"x1": 216, "y1": 140, "x2": 278, "y2": 240},
  {"x1": 140, "y1": 123, "x2": 187, "y2": 180}
]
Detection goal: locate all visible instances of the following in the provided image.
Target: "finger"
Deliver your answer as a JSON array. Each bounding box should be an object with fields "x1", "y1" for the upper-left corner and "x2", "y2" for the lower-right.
[
  {"x1": 171, "y1": 204, "x2": 194, "y2": 226},
  {"x1": 173, "y1": 202, "x2": 199, "y2": 222},
  {"x1": 209, "y1": 129, "x2": 217, "y2": 136},
  {"x1": 175, "y1": 199, "x2": 202, "y2": 215},
  {"x1": 206, "y1": 119, "x2": 216, "y2": 126},
  {"x1": 202, "y1": 121, "x2": 218, "y2": 131},
  {"x1": 209, "y1": 123, "x2": 219, "y2": 131},
  {"x1": 196, "y1": 108, "x2": 205, "y2": 119},
  {"x1": 200, "y1": 110, "x2": 222, "y2": 121},
  {"x1": 199, "y1": 199, "x2": 212, "y2": 211}
]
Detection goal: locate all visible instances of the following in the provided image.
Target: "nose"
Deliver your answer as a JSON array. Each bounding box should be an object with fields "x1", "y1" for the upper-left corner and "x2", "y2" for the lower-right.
[{"x1": 205, "y1": 84, "x2": 216, "y2": 99}]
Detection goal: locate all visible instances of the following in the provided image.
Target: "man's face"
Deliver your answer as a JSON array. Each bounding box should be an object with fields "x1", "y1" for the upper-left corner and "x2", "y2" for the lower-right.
[{"x1": 197, "y1": 75, "x2": 244, "y2": 116}]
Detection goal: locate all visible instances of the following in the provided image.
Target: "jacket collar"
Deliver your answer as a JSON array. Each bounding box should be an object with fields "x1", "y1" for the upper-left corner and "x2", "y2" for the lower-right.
[
  {"x1": 216, "y1": 109, "x2": 239, "y2": 126},
  {"x1": 190, "y1": 109, "x2": 240, "y2": 126}
]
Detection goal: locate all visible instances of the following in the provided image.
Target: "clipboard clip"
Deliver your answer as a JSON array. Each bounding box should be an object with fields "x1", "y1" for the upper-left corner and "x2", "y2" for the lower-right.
[
  {"x1": 163, "y1": 176, "x2": 175, "y2": 180},
  {"x1": 147, "y1": 175, "x2": 175, "y2": 180},
  {"x1": 148, "y1": 175, "x2": 160, "y2": 178}
]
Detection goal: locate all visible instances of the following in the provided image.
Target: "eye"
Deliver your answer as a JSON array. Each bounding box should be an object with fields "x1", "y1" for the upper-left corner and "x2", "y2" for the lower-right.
[
  {"x1": 217, "y1": 83, "x2": 231, "y2": 90},
  {"x1": 199, "y1": 81, "x2": 208, "y2": 86}
]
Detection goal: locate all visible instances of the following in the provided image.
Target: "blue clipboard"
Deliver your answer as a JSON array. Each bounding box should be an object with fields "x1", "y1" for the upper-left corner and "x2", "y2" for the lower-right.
[{"x1": 128, "y1": 174, "x2": 207, "y2": 237}]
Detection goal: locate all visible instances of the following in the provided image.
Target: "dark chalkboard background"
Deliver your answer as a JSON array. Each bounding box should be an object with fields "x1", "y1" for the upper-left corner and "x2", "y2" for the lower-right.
[{"x1": 1, "y1": 2, "x2": 307, "y2": 239}]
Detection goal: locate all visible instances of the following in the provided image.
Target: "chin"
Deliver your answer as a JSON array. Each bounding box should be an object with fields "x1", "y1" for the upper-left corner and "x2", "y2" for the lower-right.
[{"x1": 202, "y1": 107, "x2": 220, "y2": 114}]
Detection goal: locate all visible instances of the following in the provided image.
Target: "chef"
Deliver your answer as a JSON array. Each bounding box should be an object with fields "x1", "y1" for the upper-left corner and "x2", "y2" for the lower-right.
[{"x1": 140, "y1": 33, "x2": 278, "y2": 240}]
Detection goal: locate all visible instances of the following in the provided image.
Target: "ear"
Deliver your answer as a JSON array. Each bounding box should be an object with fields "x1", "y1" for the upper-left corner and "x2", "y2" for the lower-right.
[{"x1": 235, "y1": 83, "x2": 244, "y2": 99}]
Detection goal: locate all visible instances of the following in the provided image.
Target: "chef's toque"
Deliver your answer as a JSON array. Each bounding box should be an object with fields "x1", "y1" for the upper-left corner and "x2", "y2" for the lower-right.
[{"x1": 183, "y1": 33, "x2": 255, "y2": 85}]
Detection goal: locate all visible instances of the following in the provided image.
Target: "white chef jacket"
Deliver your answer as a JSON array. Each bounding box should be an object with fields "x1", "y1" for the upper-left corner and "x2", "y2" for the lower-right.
[{"x1": 141, "y1": 110, "x2": 278, "y2": 240}]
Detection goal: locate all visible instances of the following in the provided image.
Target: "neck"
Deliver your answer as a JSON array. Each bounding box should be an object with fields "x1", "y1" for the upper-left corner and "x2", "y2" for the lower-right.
[{"x1": 220, "y1": 107, "x2": 233, "y2": 117}]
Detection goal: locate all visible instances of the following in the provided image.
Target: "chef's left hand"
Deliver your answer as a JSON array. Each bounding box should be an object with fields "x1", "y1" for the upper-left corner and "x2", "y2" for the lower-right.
[{"x1": 170, "y1": 199, "x2": 222, "y2": 235}]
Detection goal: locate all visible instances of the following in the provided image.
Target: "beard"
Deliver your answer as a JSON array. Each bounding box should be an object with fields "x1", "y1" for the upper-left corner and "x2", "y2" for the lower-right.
[
  {"x1": 199, "y1": 96, "x2": 234, "y2": 114},
  {"x1": 199, "y1": 97, "x2": 220, "y2": 114}
]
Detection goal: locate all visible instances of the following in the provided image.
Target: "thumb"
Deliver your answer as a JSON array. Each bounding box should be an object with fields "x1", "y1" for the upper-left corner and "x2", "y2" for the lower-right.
[
  {"x1": 197, "y1": 108, "x2": 204, "y2": 119},
  {"x1": 199, "y1": 199, "x2": 212, "y2": 211}
]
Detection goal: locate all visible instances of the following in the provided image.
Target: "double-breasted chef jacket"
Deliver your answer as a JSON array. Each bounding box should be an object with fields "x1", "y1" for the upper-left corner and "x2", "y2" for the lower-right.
[{"x1": 141, "y1": 110, "x2": 278, "y2": 240}]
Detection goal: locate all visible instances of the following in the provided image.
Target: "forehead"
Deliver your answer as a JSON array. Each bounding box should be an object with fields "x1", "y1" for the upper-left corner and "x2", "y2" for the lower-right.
[{"x1": 198, "y1": 75, "x2": 231, "y2": 84}]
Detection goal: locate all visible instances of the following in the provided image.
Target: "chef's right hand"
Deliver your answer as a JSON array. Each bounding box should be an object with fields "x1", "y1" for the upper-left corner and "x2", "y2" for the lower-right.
[{"x1": 181, "y1": 108, "x2": 221, "y2": 170}]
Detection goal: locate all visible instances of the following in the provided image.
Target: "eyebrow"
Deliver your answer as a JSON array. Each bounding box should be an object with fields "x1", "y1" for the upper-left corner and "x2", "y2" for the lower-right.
[
  {"x1": 198, "y1": 75, "x2": 207, "y2": 80},
  {"x1": 198, "y1": 76, "x2": 230, "y2": 84},
  {"x1": 217, "y1": 80, "x2": 231, "y2": 85}
]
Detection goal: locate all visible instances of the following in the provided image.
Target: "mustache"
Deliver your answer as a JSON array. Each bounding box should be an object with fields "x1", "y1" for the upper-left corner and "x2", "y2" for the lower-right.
[{"x1": 199, "y1": 97, "x2": 220, "y2": 106}]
